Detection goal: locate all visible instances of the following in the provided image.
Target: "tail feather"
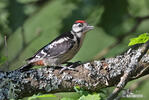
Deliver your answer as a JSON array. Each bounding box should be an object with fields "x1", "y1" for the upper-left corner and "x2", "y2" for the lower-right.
[{"x1": 17, "y1": 63, "x2": 33, "y2": 72}]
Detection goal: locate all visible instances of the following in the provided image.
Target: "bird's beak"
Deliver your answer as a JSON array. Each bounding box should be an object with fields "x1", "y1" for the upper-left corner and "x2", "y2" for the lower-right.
[
  {"x1": 83, "y1": 24, "x2": 94, "y2": 33},
  {"x1": 86, "y1": 25, "x2": 94, "y2": 31}
]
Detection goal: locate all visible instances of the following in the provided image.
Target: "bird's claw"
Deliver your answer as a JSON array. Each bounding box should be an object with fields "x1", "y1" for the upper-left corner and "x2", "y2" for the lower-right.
[
  {"x1": 59, "y1": 61, "x2": 81, "y2": 74},
  {"x1": 59, "y1": 65, "x2": 75, "y2": 74}
]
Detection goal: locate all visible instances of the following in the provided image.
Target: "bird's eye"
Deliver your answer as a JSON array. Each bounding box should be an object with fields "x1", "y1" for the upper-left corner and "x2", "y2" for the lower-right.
[{"x1": 78, "y1": 24, "x2": 83, "y2": 27}]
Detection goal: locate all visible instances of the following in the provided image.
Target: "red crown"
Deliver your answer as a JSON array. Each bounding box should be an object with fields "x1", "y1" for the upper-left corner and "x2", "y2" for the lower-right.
[{"x1": 75, "y1": 20, "x2": 86, "y2": 23}]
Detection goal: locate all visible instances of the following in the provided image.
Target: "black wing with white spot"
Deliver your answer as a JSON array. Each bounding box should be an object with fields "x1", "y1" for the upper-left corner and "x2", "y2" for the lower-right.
[
  {"x1": 43, "y1": 39, "x2": 75, "y2": 58},
  {"x1": 26, "y1": 32, "x2": 75, "y2": 61}
]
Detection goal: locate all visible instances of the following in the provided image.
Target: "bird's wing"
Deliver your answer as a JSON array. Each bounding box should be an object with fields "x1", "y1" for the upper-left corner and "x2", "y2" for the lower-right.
[
  {"x1": 42, "y1": 38, "x2": 75, "y2": 58},
  {"x1": 26, "y1": 37, "x2": 75, "y2": 62}
]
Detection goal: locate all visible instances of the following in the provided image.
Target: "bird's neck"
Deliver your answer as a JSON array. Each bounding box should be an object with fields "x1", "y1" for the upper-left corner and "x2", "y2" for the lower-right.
[{"x1": 71, "y1": 31, "x2": 86, "y2": 47}]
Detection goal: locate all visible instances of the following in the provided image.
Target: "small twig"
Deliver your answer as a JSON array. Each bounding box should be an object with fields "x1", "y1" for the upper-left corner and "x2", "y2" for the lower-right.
[
  {"x1": 4, "y1": 35, "x2": 9, "y2": 68},
  {"x1": 0, "y1": 33, "x2": 12, "y2": 51},
  {"x1": 21, "y1": 26, "x2": 27, "y2": 47},
  {"x1": 0, "y1": 33, "x2": 2, "y2": 45},
  {"x1": 107, "y1": 72, "x2": 129, "y2": 100},
  {"x1": 115, "y1": 75, "x2": 149, "y2": 100}
]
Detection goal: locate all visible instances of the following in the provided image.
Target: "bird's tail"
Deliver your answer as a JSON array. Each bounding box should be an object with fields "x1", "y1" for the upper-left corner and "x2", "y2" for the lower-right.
[
  {"x1": 25, "y1": 56, "x2": 34, "y2": 62},
  {"x1": 16, "y1": 63, "x2": 33, "y2": 72}
]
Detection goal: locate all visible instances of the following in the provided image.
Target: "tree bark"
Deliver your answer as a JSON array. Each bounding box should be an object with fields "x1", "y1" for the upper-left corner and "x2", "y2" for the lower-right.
[{"x1": 0, "y1": 42, "x2": 148, "y2": 100}]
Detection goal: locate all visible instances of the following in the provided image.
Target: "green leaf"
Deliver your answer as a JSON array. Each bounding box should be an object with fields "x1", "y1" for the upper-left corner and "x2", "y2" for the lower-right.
[
  {"x1": 128, "y1": 33, "x2": 149, "y2": 46},
  {"x1": 74, "y1": 86, "x2": 88, "y2": 96},
  {"x1": 79, "y1": 94, "x2": 101, "y2": 100},
  {"x1": 61, "y1": 97, "x2": 74, "y2": 100},
  {"x1": 0, "y1": 56, "x2": 7, "y2": 65},
  {"x1": 27, "y1": 94, "x2": 56, "y2": 100},
  {"x1": 55, "y1": 92, "x2": 81, "y2": 100},
  {"x1": 74, "y1": 86, "x2": 81, "y2": 93},
  {"x1": 35, "y1": 94, "x2": 56, "y2": 98}
]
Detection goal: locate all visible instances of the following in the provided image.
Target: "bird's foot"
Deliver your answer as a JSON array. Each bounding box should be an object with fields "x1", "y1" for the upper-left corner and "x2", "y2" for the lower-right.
[
  {"x1": 59, "y1": 66, "x2": 75, "y2": 74},
  {"x1": 59, "y1": 61, "x2": 81, "y2": 74}
]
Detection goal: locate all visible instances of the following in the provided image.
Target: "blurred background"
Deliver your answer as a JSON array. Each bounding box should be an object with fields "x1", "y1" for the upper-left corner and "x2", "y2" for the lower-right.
[{"x1": 0, "y1": 0, "x2": 149, "y2": 100}]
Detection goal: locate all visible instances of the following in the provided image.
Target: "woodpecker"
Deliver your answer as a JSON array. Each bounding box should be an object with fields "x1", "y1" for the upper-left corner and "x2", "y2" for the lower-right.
[{"x1": 19, "y1": 20, "x2": 94, "y2": 71}]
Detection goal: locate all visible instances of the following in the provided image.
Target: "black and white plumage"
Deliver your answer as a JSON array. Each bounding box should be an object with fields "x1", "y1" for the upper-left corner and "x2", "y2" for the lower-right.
[{"x1": 20, "y1": 20, "x2": 94, "y2": 71}]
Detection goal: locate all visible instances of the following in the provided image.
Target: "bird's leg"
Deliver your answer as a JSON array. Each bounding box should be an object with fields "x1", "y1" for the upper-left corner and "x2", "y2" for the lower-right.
[{"x1": 59, "y1": 61, "x2": 81, "y2": 74}]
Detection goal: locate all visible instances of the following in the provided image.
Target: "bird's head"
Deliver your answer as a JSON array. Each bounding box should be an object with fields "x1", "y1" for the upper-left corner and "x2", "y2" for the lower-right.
[{"x1": 72, "y1": 20, "x2": 94, "y2": 37}]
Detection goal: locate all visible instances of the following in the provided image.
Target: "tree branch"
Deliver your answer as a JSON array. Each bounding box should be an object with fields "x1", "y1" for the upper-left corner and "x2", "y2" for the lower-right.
[{"x1": 0, "y1": 42, "x2": 148, "y2": 100}]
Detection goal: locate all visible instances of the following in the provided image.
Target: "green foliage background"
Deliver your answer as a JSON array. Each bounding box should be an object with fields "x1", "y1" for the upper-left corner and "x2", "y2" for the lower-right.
[{"x1": 0, "y1": 0, "x2": 149, "y2": 100}]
